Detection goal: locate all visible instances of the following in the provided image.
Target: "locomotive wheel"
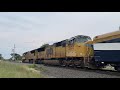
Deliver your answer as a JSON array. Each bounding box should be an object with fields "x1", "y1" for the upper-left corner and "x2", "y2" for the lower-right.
[
  {"x1": 69, "y1": 60, "x2": 75, "y2": 67},
  {"x1": 22, "y1": 60, "x2": 24, "y2": 63},
  {"x1": 61, "y1": 60, "x2": 69, "y2": 67},
  {"x1": 29, "y1": 60, "x2": 31, "y2": 63},
  {"x1": 60, "y1": 60, "x2": 66, "y2": 67}
]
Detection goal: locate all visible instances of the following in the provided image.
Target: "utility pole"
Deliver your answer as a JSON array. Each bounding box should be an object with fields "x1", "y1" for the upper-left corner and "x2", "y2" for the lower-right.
[
  {"x1": 12, "y1": 44, "x2": 15, "y2": 61},
  {"x1": 14, "y1": 44, "x2": 15, "y2": 61}
]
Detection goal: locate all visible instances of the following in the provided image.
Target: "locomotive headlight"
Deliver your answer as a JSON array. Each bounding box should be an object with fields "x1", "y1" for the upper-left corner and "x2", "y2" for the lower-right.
[{"x1": 101, "y1": 62, "x2": 104, "y2": 64}]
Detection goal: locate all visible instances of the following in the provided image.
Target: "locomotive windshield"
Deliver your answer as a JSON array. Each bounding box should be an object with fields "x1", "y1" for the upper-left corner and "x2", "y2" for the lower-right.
[
  {"x1": 76, "y1": 36, "x2": 91, "y2": 43},
  {"x1": 68, "y1": 35, "x2": 91, "y2": 45}
]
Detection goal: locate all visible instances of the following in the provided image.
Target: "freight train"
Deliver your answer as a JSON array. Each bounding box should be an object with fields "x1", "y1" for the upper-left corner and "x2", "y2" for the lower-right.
[
  {"x1": 22, "y1": 30, "x2": 120, "y2": 71},
  {"x1": 22, "y1": 35, "x2": 94, "y2": 68}
]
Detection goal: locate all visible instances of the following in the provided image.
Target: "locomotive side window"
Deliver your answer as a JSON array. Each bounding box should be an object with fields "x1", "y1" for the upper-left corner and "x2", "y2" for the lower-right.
[
  {"x1": 61, "y1": 40, "x2": 66, "y2": 47},
  {"x1": 68, "y1": 40, "x2": 72, "y2": 45},
  {"x1": 68, "y1": 38, "x2": 76, "y2": 45},
  {"x1": 56, "y1": 41, "x2": 62, "y2": 47},
  {"x1": 31, "y1": 50, "x2": 35, "y2": 53},
  {"x1": 71, "y1": 40, "x2": 74, "y2": 44},
  {"x1": 37, "y1": 47, "x2": 45, "y2": 52},
  {"x1": 73, "y1": 38, "x2": 76, "y2": 43}
]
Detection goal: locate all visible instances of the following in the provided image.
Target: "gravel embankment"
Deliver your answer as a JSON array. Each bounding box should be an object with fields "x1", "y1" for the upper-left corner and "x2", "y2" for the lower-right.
[
  {"x1": 36, "y1": 65, "x2": 120, "y2": 78},
  {"x1": 10, "y1": 62, "x2": 120, "y2": 78}
]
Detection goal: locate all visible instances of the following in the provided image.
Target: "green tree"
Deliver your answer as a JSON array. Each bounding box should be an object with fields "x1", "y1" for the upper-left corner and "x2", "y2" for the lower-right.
[
  {"x1": 40, "y1": 43, "x2": 49, "y2": 48},
  {"x1": 10, "y1": 53, "x2": 22, "y2": 61},
  {"x1": 0, "y1": 54, "x2": 4, "y2": 60}
]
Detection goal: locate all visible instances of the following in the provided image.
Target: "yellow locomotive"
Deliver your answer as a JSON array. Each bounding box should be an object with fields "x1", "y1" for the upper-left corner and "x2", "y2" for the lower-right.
[{"x1": 22, "y1": 35, "x2": 94, "y2": 68}]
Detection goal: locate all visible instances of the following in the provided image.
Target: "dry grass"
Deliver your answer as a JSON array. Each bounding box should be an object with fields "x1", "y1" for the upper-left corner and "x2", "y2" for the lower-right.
[{"x1": 0, "y1": 61, "x2": 44, "y2": 78}]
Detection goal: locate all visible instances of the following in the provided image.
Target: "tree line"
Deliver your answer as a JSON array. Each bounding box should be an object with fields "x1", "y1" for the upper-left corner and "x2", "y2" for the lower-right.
[
  {"x1": 0, "y1": 53, "x2": 22, "y2": 61},
  {"x1": 0, "y1": 44, "x2": 49, "y2": 61}
]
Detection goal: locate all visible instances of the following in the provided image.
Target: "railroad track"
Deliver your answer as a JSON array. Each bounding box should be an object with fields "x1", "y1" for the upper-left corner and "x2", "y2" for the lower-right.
[
  {"x1": 41, "y1": 64, "x2": 120, "y2": 77},
  {"x1": 15, "y1": 62, "x2": 120, "y2": 78}
]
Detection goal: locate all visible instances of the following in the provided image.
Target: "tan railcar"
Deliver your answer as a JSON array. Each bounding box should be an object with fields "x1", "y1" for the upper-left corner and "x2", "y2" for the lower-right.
[{"x1": 93, "y1": 30, "x2": 120, "y2": 43}]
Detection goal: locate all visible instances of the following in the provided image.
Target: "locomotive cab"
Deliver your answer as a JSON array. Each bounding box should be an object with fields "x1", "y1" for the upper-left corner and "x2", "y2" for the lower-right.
[
  {"x1": 66, "y1": 35, "x2": 94, "y2": 67},
  {"x1": 66, "y1": 35, "x2": 92, "y2": 58},
  {"x1": 68, "y1": 35, "x2": 91, "y2": 45}
]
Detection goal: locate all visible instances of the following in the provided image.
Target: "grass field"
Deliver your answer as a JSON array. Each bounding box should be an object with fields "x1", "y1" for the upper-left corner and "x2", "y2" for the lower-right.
[{"x1": 0, "y1": 61, "x2": 44, "y2": 78}]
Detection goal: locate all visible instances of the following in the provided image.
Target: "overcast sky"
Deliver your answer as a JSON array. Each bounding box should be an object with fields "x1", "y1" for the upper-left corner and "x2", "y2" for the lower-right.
[{"x1": 0, "y1": 12, "x2": 120, "y2": 59}]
